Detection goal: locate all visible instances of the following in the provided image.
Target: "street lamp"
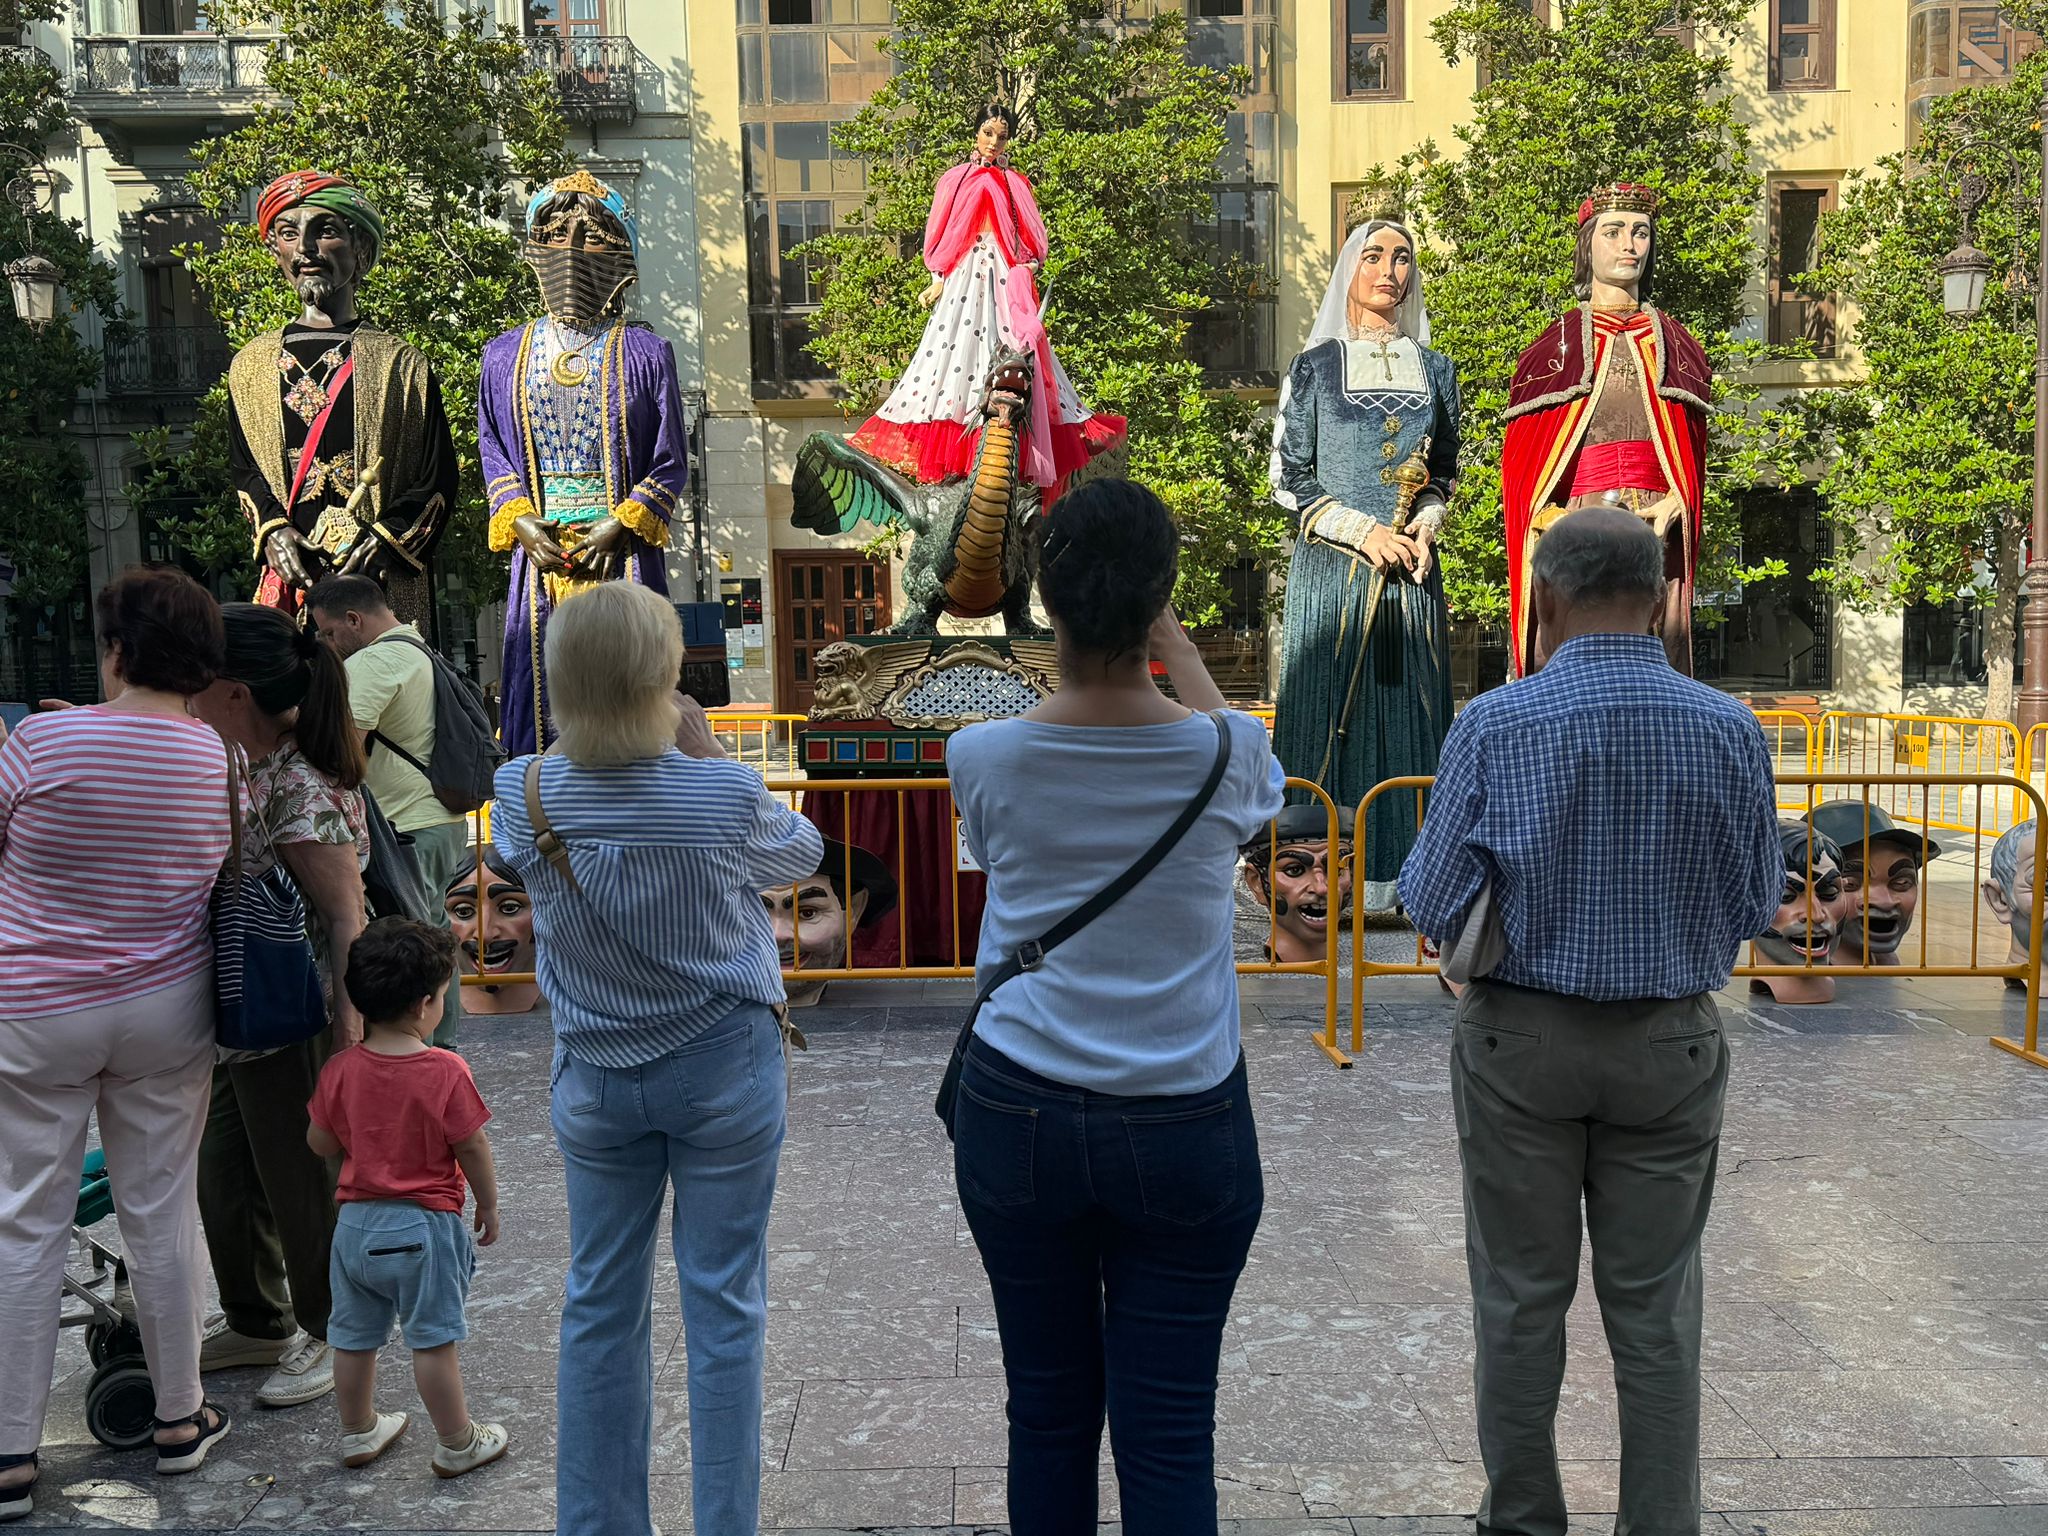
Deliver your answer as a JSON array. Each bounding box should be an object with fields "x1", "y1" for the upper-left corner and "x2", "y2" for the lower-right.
[
  {"x1": 1939, "y1": 242, "x2": 1993, "y2": 318},
  {"x1": 3, "y1": 253, "x2": 63, "y2": 327}
]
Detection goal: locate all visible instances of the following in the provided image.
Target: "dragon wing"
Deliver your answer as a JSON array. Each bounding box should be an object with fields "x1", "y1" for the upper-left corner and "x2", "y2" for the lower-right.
[{"x1": 791, "y1": 432, "x2": 920, "y2": 536}]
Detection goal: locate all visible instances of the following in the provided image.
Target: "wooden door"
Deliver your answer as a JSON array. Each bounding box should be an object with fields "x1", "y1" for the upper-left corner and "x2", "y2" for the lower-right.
[{"x1": 775, "y1": 551, "x2": 893, "y2": 714}]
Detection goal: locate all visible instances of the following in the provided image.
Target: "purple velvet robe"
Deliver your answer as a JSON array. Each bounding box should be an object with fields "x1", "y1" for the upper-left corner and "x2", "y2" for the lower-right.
[{"x1": 481, "y1": 320, "x2": 690, "y2": 756}]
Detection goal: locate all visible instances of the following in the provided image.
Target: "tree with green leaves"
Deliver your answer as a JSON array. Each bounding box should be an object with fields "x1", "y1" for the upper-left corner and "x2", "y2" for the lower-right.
[
  {"x1": 797, "y1": 0, "x2": 1281, "y2": 623},
  {"x1": 136, "y1": 0, "x2": 568, "y2": 608},
  {"x1": 1352, "y1": 0, "x2": 1801, "y2": 630},
  {"x1": 1798, "y1": 1, "x2": 2048, "y2": 724},
  {"x1": 0, "y1": 0, "x2": 123, "y2": 618}
]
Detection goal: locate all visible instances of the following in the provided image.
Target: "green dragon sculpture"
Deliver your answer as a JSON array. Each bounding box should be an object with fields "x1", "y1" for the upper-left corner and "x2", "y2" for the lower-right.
[{"x1": 790, "y1": 345, "x2": 1122, "y2": 637}]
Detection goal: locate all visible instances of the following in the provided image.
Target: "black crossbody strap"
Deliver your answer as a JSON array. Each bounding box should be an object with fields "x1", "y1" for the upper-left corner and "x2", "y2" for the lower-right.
[{"x1": 971, "y1": 710, "x2": 1233, "y2": 1011}]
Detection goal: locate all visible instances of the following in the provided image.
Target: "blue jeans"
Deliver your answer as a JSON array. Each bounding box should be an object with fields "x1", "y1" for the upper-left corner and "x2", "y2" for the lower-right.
[
  {"x1": 550, "y1": 1004, "x2": 786, "y2": 1536},
  {"x1": 954, "y1": 1037, "x2": 1263, "y2": 1536}
]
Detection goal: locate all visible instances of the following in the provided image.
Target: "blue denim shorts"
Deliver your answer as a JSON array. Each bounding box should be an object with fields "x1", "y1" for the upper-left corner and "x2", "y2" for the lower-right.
[{"x1": 327, "y1": 1200, "x2": 475, "y2": 1351}]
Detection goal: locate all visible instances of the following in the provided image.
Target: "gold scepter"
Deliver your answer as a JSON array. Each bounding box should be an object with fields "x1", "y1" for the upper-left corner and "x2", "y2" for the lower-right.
[{"x1": 1312, "y1": 436, "x2": 1433, "y2": 789}]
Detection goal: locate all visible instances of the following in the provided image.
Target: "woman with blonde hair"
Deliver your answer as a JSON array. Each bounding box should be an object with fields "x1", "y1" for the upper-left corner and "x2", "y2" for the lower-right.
[{"x1": 488, "y1": 581, "x2": 822, "y2": 1536}]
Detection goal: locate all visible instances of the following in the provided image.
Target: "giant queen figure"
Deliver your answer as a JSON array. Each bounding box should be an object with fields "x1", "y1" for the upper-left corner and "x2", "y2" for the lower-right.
[
  {"x1": 481, "y1": 171, "x2": 691, "y2": 756},
  {"x1": 1502, "y1": 182, "x2": 1712, "y2": 674},
  {"x1": 1271, "y1": 217, "x2": 1461, "y2": 914},
  {"x1": 229, "y1": 172, "x2": 457, "y2": 624}
]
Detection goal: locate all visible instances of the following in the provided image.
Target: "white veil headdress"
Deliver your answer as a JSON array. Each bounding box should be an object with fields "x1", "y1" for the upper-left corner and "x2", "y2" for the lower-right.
[
  {"x1": 1272, "y1": 219, "x2": 1432, "y2": 505},
  {"x1": 1306, "y1": 218, "x2": 1431, "y2": 348}
]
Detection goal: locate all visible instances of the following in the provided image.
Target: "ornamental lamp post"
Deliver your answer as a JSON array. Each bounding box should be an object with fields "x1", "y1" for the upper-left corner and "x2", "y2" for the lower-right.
[{"x1": 3, "y1": 253, "x2": 62, "y2": 328}]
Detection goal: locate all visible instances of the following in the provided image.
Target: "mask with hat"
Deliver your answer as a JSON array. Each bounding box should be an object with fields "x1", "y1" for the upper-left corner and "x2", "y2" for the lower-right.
[
  {"x1": 1803, "y1": 802, "x2": 1938, "y2": 962},
  {"x1": 1242, "y1": 803, "x2": 1355, "y2": 963},
  {"x1": 766, "y1": 838, "x2": 900, "y2": 1005}
]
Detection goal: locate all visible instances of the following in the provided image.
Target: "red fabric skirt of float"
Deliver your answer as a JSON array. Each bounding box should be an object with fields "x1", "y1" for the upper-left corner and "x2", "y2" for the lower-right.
[
  {"x1": 1567, "y1": 438, "x2": 1669, "y2": 498},
  {"x1": 850, "y1": 413, "x2": 1127, "y2": 490},
  {"x1": 801, "y1": 786, "x2": 986, "y2": 971}
]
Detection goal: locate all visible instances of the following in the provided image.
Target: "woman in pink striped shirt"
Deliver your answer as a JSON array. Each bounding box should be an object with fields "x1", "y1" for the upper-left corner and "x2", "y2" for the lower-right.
[{"x1": 0, "y1": 569, "x2": 237, "y2": 1514}]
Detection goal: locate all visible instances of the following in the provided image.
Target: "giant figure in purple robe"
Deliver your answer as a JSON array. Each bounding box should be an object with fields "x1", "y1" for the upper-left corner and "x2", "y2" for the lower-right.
[{"x1": 482, "y1": 170, "x2": 690, "y2": 755}]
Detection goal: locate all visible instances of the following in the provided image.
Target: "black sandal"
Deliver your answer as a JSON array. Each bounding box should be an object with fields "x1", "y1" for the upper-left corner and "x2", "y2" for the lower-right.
[
  {"x1": 0, "y1": 1451, "x2": 36, "y2": 1523},
  {"x1": 154, "y1": 1403, "x2": 230, "y2": 1477}
]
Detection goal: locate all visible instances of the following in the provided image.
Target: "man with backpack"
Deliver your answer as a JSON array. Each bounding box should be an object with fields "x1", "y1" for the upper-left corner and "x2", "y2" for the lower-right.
[{"x1": 309, "y1": 575, "x2": 502, "y2": 1046}]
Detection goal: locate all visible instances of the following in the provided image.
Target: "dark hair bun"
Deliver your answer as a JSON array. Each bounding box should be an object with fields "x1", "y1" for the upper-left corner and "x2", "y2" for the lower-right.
[{"x1": 1035, "y1": 478, "x2": 1179, "y2": 660}]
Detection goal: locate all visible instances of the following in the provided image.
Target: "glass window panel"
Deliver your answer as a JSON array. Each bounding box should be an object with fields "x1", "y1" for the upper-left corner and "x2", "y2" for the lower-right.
[
  {"x1": 744, "y1": 123, "x2": 767, "y2": 194},
  {"x1": 811, "y1": 566, "x2": 825, "y2": 598},
  {"x1": 1188, "y1": 20, "x2": 1244, "y2": 75},
  {"x1": 1248, "y1": 111, "x2": 1277, "y2": 182},
  {"x1": 769, "y1": 31, "x2": 826, "y2": 101},
  {"x1": 1248, "y1": 23, "x2": 1274, "y2": 94},
  {"x1": 1780, "y1": 0, "x2": 1810, "y2": 26},
  {"x1": 842, "y1": 566, "x2": 856, "y2": 597},
  {"x1": 568, "y1": 0, "x2": 598, "y2": 21},
  {"x1": 832, "y1": 146, "x2": 864, "y2": 193},
  {"x1": 1348, "y1": 0, "x2": 1389, "y2": 38},
  {"x1": 1910, "y1": 12, "x2": 1926, "y2": 82},
  {"x1": 767, "y1": 0, "x2": 817, "y2": 23},
  {"x1": 859, "y1": 0, "x2": 889, "y2": 21},
  {"x1": 862, "y1": 565, "x2": 875, "y2": 598},
  {"x1": 737, "y1": 0, "x2": 761, "y2": 23},
  {"x1": 1192, "y1": 0, "x2": 1244, "y2": 15},
  {"x1": 739, "y1": 34, "x2": 764, "y2": 105},
  {"x1": 790, "y1": 566, "x2": 804, "y2": 600},
  {"x1": 1778, "y1": 189, "x2": 1824, "y2": 281},
  {"x1": 842, "y1": 604, "x2": 858, "y2": 632},
  {"x1": 784, "y1": 316, "x2": 825, "y2": 378},
  {"x1": 1930, "y1": 10, "x2": 1951, "y2": 80},
  {"x1": 529, "y1": 0, "x2": 563, "y2": 25},
  {"x1": 775, "y1": 120, "x2": 832, "y2": 193},
  {"x1": 746, "y1": 195, "x2": 772, "y2": 302},
  {"x1": 1779, "y1": 33, "x2": 1812, "y2": 79},
  {"x1": 827, "y1": 29, "x2": 888, "y2": 102},
  {"x1": 751, "y1": 312, "x2": 778, "y2": 383},
  {"x1": 795, "y1": 650, "x2": 808, "y2": 680}
]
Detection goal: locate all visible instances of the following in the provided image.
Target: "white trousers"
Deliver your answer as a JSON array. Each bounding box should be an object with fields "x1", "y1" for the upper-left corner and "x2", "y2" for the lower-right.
[{"x1": 0, "y1": 969, "x2": 215, "y2": 1452}]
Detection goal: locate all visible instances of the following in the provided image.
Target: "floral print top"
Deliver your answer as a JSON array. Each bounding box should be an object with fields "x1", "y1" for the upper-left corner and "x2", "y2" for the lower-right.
[{"x1": 242, "y1": 740, "x2": 370, "y2": 879}]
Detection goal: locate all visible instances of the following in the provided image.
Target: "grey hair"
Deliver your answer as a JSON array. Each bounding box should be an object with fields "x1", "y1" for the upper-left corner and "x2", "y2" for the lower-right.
[
  {"x1": 1991, "y1": 818, "x2": 2036, "y2": 898},
  {"x1": 1529, "y1": 508, "x2": 1667, "y2": 609}
]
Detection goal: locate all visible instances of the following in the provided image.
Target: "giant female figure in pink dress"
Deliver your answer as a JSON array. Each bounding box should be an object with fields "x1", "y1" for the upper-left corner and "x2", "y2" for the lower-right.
[{"x1": 850, "y1": 104, "x2": 1124, "y2": 491}]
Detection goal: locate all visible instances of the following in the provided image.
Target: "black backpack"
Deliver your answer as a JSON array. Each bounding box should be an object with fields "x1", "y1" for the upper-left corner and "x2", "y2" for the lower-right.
[{"x1": 363, "y1": 632, "x2": 503, "y2": 815}]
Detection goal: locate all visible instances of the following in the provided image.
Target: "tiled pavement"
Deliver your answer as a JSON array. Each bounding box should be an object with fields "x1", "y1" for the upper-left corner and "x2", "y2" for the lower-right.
[{"x1": 29, "y1": 973, "x2": 2048, "y2": 1534}]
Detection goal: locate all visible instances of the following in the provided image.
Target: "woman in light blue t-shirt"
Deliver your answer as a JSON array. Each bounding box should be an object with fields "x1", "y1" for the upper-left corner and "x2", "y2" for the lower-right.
[{"x1": 946, "y1": 479, "x2": 1285, "y2": 1536}]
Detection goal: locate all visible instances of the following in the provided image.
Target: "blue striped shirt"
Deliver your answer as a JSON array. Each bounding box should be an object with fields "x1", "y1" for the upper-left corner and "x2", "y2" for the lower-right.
[
  {"x1": 490, "y1": 750, "x2": 824, "y2": 1068},
  {"x1": 1397, "y1": 633, "x2": 1782, "y2": 1001}
]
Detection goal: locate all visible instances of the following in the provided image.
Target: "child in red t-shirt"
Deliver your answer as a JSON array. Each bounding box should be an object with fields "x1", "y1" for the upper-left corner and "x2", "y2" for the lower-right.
[{"x1": 307, "y1": 918, "x2": 507, "y2": 1478}]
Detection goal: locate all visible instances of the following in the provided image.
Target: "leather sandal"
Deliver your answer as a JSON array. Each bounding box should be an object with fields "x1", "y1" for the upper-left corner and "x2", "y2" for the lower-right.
[
  {"x1": 0, "y1": 1451, "x2": 36, "y2": 1523},
  {"x1": 154, "y1": 1403, "x2": 230, "y2": 1476}
]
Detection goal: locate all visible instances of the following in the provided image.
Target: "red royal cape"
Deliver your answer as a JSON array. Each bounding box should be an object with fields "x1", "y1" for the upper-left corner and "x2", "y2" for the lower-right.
[{"x1": 1500, "y1": 304, "x2": 1712, "y2": 674}]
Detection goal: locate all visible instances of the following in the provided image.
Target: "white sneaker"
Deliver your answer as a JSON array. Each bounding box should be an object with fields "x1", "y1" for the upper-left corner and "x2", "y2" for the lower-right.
[
  {"x1": 199, "y1": 1317, "x2": 289, "y2": 1372},
  {"x1": 340, "y1": 1410, "x2": 409, "y2": 1468},
  {"x1": 431, "y1": 1420, "x2": 508, "y2": 1479},
  {"x1": 255, "y1": 1332, "x2": 334, "y2": 1408}
]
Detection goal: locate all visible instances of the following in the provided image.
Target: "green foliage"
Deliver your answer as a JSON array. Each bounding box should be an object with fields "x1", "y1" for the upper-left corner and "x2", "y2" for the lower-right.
[
  {"x1": 0, "y1": 0, "x2": 124, "y2": 607},
  {"x1": 796, "y1": 0, "x2": 1274, "y2": 622},
  {"x1": 144, "y1": 0, "x2": 570, "y2": 603},
  {"x1": 1353, "y1": 0, "x2": 1796, "y2": 626},
  {"x1": 1797, "y1": 4, "x2": 2048, "y2": 720}
]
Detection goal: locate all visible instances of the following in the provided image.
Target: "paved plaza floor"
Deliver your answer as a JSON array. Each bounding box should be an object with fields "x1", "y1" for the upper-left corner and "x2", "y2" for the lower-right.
[{"x1": 29, "y1": 973, "x2": 2048, "y2": 1534}]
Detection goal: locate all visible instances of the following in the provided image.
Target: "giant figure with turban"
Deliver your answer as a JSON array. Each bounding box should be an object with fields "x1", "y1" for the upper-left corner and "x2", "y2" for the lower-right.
[
  {"x1": 1501, "y1": 182, "x2": 1712, "y2": 675},
  {"x1": 228, "y1": 171, "x2": 458, "y2": 623},
  {"x1": 480, "y1": 170, "x2": 691, "y2": 756}
]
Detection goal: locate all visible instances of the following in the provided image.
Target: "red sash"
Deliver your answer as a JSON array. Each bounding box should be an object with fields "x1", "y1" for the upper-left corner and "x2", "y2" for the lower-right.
[{"x1": 284, "y1": 355, "x2": 355, "y2": 514}]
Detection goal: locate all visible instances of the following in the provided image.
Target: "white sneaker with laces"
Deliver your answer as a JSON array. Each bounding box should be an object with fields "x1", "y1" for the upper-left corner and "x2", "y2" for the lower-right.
[
  {"x1": 255, "y1": 1331, "x2": 334, "y2": 1408},
  {"x1": 431, "y1": 1420, "x2": 509, "y2": 1479},
  {"x1": 199, "y1": 1317, "x2": 289, "y2": 1373},
  {"x1": 340, "y1": 1411, "x2": 409, "y2": 1468}
]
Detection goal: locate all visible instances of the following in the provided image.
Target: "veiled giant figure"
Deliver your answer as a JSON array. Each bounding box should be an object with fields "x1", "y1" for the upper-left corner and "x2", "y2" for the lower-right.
[
  {"x1": 482, "y1": 170, "x2": 690, "y2": 756},
  {"x1": 1270, "y1": 218, "x2": 1461, "y2": 914}
]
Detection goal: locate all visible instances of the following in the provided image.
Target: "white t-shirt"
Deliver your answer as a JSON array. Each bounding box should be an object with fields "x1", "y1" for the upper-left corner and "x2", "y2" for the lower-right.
[{"x1": 947, "y1": 709, "x2": 1286, "y2": 1096}]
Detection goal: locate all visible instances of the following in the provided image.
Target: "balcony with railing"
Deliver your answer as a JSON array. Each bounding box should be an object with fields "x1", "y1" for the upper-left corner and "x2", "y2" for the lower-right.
[
  {"x1": 524, "y1": 36, "x2": 636, "y2": 125},
  {"x1": 73, "y1": 35, "x2": 273, "y2": 121},
  {"x1": 104, "y1": 326, "x2": 232, "y2": 399}
]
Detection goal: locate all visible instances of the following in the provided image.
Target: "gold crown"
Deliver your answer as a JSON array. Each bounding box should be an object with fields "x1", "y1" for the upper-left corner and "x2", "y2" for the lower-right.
[
  {"x1": 549, "y1": 169, "x2": 615, "y2": 203},
  {"x1": 1579, "y1": 182, "x2": 1660, "y2": 223}
]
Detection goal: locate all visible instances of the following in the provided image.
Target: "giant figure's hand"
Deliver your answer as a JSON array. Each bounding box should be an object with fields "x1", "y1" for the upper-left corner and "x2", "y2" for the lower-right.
[
  {"x1": 570, "y1": 515, "x2": 633, "y2": 583},
  {"x1": 264, "y1": 528, "x2": 326, "y2": 590},
  {"x1": 337, "y1": 534, "x2": 382, "y2": 577},
  {"x1": 512, "y1": 513, "x2": 573, "y2": 577},
  {"x1": 1361, "y1": 523, "x2": 1421, "y2": 575},
  {"x1": 1411, "y1": 523, "x2": 1437, "y2": 585}
]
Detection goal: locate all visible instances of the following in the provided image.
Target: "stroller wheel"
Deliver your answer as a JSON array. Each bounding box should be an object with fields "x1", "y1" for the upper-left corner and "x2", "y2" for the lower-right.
[
  {"x1": 85, "y1": 1361, "x2": 156, "y2": 1450},
  {"x1": 85, "y1": 1319, "x2": 144, "y2": 1368}
]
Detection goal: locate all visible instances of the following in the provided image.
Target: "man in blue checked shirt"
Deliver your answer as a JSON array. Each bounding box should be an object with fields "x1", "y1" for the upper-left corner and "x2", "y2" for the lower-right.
[{"x1": 1399, "y1": 509, "x2": 1780, "y2": 1536}]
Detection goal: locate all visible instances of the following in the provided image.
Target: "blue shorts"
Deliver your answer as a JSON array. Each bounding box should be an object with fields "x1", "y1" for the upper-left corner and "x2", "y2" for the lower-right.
[{"x1": 327, "y1": 1200, "x2": 475, "y2": 1352}]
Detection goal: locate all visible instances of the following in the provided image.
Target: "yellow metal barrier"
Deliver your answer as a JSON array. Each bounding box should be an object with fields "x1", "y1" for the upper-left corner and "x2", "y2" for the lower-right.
[
  {"x1": 1813, "y1": 712, "x2": 2027, "y2": 835},
  {"x1": 1335, "y1": 771, "x2": 2048, "y2": 1071},
  {"x1": 708, "y1": 711, "x2": 807, "y2": 775},
  {"x1": 1751, "y1": 709, "x2": 1818, "y2": 813},
  {"x1": 2025, "y1": 722, "x2": 2048, "y2": 784}
]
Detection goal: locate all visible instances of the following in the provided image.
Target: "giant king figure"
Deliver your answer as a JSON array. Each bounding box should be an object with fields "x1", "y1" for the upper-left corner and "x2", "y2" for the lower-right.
[{"x1": 1502, "y1": 182, "x2": 1712, "y2": 674}]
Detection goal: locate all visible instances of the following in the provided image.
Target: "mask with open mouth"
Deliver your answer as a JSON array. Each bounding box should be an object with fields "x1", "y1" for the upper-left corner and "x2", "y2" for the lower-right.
[
  {"x1": 462, "y1": 938, "x2": 521, "y2": 975},
  {"x1": 1844, "y1": 907, "x2": 1906, "y2": 955},
  {"x1": 1758, "y1": 920, "x2": 1836, "y2": 966}
]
